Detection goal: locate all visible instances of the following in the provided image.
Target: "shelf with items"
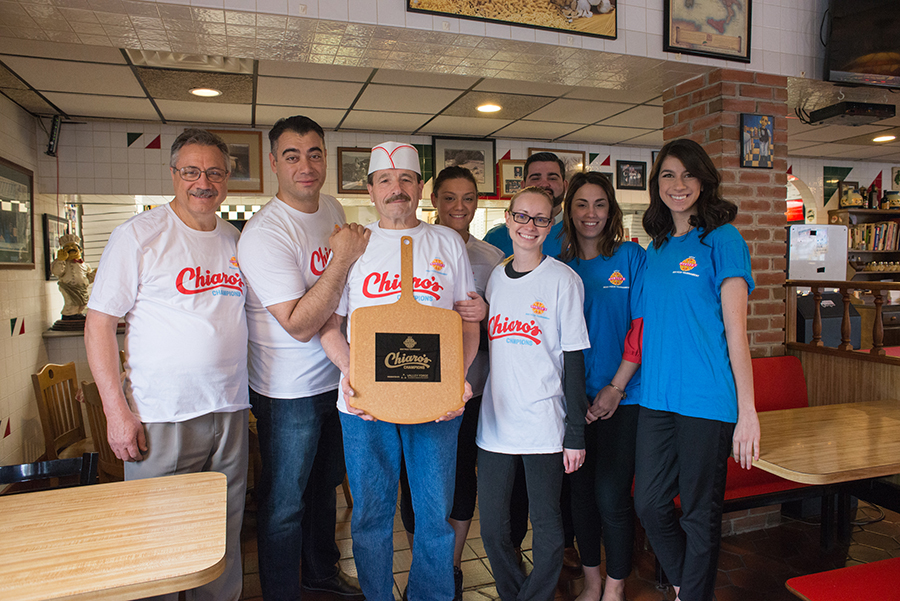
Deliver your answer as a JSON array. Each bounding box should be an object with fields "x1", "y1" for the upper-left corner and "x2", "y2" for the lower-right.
[{"x1": 829, "y1": 209, "x2": 900, "y2": 282}]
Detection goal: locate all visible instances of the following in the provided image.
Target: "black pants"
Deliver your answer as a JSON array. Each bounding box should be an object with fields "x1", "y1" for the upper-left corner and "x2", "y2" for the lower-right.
[
  {"x1": 569, "y1": 404, "x2": 638, "y2": 578},
  {"x1": 633, "y1": 407, "x2": 734, "y2": 601}
]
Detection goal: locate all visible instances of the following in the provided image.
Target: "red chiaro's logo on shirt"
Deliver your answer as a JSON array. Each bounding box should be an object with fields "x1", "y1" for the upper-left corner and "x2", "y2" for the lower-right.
[
  {"x1": 176, "y1": 264, "x2": 244, "y2": 296},
  {"x1": 310, "y1": 246, "x2": 332, "y2": 276},
  {"x1": 488, "y1": 314, "x2": 542, "y2": 345},
  {"x1": 362, "y1": 271, "x2": 444, "y2": 300},
  {"x1": 680, "y1": 256, "x2": 697, "y2": 272},
  {"x1": 608, "y1": 270, "x2": 625, "y2": 286}
]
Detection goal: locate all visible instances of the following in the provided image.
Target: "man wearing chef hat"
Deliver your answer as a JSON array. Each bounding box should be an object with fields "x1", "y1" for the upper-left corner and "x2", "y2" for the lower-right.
[{"x1": 320, "y1": 142, "x2": 481, "y2": 600}]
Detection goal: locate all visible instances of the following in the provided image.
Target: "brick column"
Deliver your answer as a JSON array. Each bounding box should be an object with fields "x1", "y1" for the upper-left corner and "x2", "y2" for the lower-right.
[{"x1": 662, "y1": 69, "x2": 788, "y2": 357}]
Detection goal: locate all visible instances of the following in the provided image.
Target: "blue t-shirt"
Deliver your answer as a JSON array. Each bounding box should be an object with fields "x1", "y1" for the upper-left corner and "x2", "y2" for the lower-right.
[
  {"x1": 567, "y1": 241, "x2": 646, "y2": 404},
  {"x1": 640, "y1": 224, "x2": 754, "y2": 423},
  {"x1": 482, "y1": 221, "x2": 565, "y2": 258}
]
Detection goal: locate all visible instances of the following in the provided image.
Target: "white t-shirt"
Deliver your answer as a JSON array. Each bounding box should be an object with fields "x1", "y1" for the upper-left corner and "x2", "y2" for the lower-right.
[
  {"x1": 335, "y1": 221, "x2": 476, "y2": 413},
  {"x1": 88, "y1": 203, "x2": 250, "y2": 423},
  {"x1": 465, "y1": 235, "x2": 504, "y2": 397},
  {"x1": 238, "y1": 195, "x2": 344, "y2": 398},
  {"x1": 476, "y1": 257, "x2": 589, "y2": 454}
]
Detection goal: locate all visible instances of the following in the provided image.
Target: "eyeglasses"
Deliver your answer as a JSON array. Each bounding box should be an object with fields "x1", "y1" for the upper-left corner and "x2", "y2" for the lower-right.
[
  {"x1": 175, "y1": 166, "x2": 229, "y2": 183},
  {"x1": 507, "y1": 210, "x2": 552, "y2": 228}
]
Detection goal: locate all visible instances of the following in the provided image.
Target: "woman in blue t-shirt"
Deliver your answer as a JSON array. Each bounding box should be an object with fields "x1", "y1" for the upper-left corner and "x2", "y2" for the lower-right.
[
  {"x1": 634, "y1": 139, "x2": 760, "y2": 601},
  {"x1": 559, "y1": 172, "x2": 645, "y2": 601}
]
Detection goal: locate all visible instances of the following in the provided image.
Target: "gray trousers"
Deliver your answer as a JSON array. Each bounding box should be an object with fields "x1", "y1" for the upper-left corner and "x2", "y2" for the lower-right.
[{"x1": 126, "y1": 409, "x2": 249, "y2": 601}]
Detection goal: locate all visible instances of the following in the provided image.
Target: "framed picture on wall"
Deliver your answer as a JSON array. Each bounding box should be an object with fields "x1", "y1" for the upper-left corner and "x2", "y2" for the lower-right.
[
  {"x1": 740, "y1": 113, "x2": 774, "y2": 169},
  {"x1": 209, "y1": 130, "x2": 264, "y2": 193},
  {"x1": 663, "y1": 0, "x2": 752, "y2": 63},
  {"x1": 892, "y1": 167, "x2": 900, "y2": 191},
  {"x1": 616, "y1": 160, "x2": 646, "y2": 190},
  {"x1": 433, "y1": 137, "x2": 496, "y2": 195},
  {"x1": 0, "y1": 156, "x2": 34, "y2": 269},
  {"x1": 528, "y1": 148, "x2": 586, "y2": 181},
  {"x1": 498, "y1": 159, "x2": 526, "y2": 199},
  {"x1": 337, "y1": 147, "x2": 372, "y2": 195},
  {"x1": 43, "y1": 213, "x2": 68, "y2": 280},
  {"x1": 407, "y1": 0, "x2": 617, "y2": 41}
]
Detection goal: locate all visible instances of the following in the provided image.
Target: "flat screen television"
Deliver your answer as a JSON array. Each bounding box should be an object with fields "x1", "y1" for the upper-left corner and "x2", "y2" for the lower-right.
[{"x1": 825, "y1": 0, "x2": 900, "y2": 89}]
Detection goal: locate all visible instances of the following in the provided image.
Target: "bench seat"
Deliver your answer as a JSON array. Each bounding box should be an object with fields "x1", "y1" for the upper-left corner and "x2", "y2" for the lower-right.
[{"x1": 785, "y1": 557, "x2": 900, "y2": 601}]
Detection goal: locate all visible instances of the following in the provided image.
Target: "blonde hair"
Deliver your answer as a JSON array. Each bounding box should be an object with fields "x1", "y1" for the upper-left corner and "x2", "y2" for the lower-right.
[{"x1": 508, "y1": 186, "x2": 553, "y2": 213}]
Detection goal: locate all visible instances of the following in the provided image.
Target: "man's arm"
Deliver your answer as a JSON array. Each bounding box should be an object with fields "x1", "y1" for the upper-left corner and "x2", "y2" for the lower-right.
[
  {"x1": 266, "y1": 223, "x2": 369, "y2": 343},
  {"x1": 84, "y1": 309, "x2": 146, "y2": 462},
  {"x1": 319, "y1": 312, "x2": 376, "y2": 421}
]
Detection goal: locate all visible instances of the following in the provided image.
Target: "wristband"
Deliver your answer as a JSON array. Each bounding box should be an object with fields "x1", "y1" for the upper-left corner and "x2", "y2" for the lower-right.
[{"x1": 608, "y1": 383, "x2": 626, "y2": 400}]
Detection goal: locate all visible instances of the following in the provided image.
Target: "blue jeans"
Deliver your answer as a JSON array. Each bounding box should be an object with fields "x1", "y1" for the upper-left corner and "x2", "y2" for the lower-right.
[
  {"x1": 340, "y1": 413, "x2": 461, "y2": 601},
  {"x1": 251, "y1": 388, "x2": 345, "y2": 601}
]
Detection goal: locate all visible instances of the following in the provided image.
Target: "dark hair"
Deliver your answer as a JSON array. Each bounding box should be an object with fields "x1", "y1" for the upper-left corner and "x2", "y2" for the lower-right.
[
  {"x1": 170, "y1": 128, "x2": 230, "y2": 169},
  {"x1": 269, "y1": 115, "x2": 325, "y2": 154},
  {"x1": 432, "y1": 166, "x2": 478, "y2": 226},
  {"x1": 509, "y1": 186, "x2": 553, "y2": 213},
  {"x1": 524, "y1": 152, "x2": 566, "y2": 181},
  {"x1": 642, "y1": 138, "x2": 737, "y2": 249},
  {"x1": 559, "y1": 172, "x2": 623, "y2": 261}
]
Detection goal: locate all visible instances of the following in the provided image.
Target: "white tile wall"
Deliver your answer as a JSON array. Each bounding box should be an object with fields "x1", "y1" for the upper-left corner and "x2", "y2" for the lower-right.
[
  {"x1": 150, "y1": 0, "x2": 828, "y2": 80},
  {"x1": 0, "y1": 94, "x2": 71, "y2": 466}
]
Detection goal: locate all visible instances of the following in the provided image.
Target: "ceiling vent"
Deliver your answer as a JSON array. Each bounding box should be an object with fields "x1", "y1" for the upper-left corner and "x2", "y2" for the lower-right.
[{"x1": 124, "y1": 51, "x2": 254, "y2": 74}]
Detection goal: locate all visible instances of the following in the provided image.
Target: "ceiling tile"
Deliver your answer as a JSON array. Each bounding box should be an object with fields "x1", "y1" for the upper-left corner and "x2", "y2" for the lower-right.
[
  {"x1": 256, "y1": 76, "x2": 364, "y2": 108},
  {"x1": 791, "y1": 124, "x2": 888, "y2": 143},
  {"x1": 473, "y1": 78, "x2": 573, "y2": 97},
  {"x1": 835, "y1": 145, "x2": 900, "y2": 160},
  {"x1": 417, "y1": 115, "x2": 513, "y2": 137},
  {"x1": 810, "y1": 144, "x2": 869, "y2": 158},
  {"x1": 258, "y1": 60, "x2": 376, "y2": 80},
  {"x1": 490, "y1": 120, "x2": 585, "y2": 141},
  {"x1": 598, "y1": 104, "x2": 663, "y2": 129},
  {"x1": 1, "y1": 55, "x2": 143, "y2": 95},
  {"x1": 527, "y1": 98, "x2": 632, "y2": 124},
  {"x1": 563, "y1": 86, "x2": 661, "y2": 105},
  {"x1": 0, "y1": 38, "x2": 126, "y2": 62},
  {"x1": 155, "y1": 99, "x2": 251, "y2": 124},
  {"x1": 255, "y1": 106, "x2": 347, "y2": 129},
  {"x1": 43, "y1": 92, "x2": 158, "y2": 120},
  {"x1": 558, "y1": 125, "x2": 655, "y2": 145},
  {"x1": 372, "y1": 69, "x2": 479, "y2": 89},
  {"x1": 831, "y1": 127, "x2": 900, "y2": 146},
  {"x1": 441, "y1": 90, "x2": 554, "y2": 121},
  {"x1": 340, "y1": 110, "x2": 432, "y2": 133},
  {"x1": 1, "y1": 87, "x2": 57, "y2": 113},
  {"x1": 616, "y1": 130, "x2": 665, "y2": 147},
  {"x1": 136, "y1": 68, "x2": 253, "y2": 104},
  {"x1": 355, "y1": 83, "x2": 460, "y2": 114}
]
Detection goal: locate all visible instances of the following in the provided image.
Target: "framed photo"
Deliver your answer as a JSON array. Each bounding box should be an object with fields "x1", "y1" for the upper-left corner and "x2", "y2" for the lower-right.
[
  {"x1": 337, "y1": 147, "x2": 372, "y2": 195},
  {"x1": 43, "y1": 213, "x2": 68, "y2": 280},
  {"x1": 433, "y1": 137, "x2": 496, "y2": 196},
  {"x1": 498, "y1": 160, "x2": 526, "y2": 199},
  {"x1": 663, "y1": 0, "x2": 751, "y2": 63},
  {"x1": 528, "y1": 148, "x2": 586, "y2": 181},
  {"x1": 651, "y1": 150, "x2": 660, "y2": 167},
  {"x1": 209, "y1": 130, "x2": 264, "y2": 194},
  {"x1": 616, "y1": 160, "x2": 646, "y2": 191},
  {"x1": 838, "y1": 180, "x2": 859, "y2": 205},
  {"x1": 0, "y1": 156, "x2": 34, "y2": 269},
  {"x1": 740, "y1": 113, "x2": 774, "y2": 169},
  {"x1": 407, "y1": 0, "x2": 616, "y2": 41},
  {"x1": 892, "y1": 167, "x2": 900, "y2": 191}
]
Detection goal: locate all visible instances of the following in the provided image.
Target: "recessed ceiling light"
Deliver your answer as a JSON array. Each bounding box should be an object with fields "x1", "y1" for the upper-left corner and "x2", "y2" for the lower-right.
[
  {"x1": 873, "y1": 135, "x2": 896, "y2": 143},
  {"x1": 477, "y1": 103, "x2": 501, "y2": 113},
  {"x1": 190, "y1": 87, "x2": 222, "y2": 97}
]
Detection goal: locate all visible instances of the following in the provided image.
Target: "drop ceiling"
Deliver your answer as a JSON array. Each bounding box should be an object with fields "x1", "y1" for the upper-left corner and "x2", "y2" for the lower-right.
[{"x1": 0, "y1": 0, "x2": 898, "y2": 161}]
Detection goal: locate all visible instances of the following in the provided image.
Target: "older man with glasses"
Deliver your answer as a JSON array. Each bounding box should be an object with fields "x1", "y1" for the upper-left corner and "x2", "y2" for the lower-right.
[{"x1": 85, "y1": 128, "x2": 250, "y2": 601}]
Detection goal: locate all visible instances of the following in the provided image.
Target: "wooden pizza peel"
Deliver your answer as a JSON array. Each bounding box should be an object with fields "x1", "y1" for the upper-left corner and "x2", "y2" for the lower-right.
[{"x1": 349, "y1": 235, "x2": 465, "y2": 423}]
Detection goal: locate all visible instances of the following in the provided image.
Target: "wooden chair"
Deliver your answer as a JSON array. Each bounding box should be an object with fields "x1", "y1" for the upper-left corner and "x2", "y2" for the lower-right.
[
  {"x1": 80, "y1": 380, "x2": 125, "y2": 482},
  {"x1": 32, "y1": 362, "x2": 93, "y2": 461},
  {"x1": 0, "y1": 452, "x2": 99, "y2": 493}
]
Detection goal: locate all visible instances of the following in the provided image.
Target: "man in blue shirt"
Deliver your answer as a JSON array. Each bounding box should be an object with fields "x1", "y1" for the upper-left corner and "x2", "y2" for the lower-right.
[{"x1": 483, "y1": 152, "x2": 568, "y2": 258}]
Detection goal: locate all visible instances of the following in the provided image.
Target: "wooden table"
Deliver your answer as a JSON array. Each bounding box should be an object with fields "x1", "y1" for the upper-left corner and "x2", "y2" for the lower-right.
[
  {"x1": 753, "y1": 399, "x2": 900, "y2": 544},
  {"x1": 0, "y1": 472, "x2": 226, "y2": 600}
]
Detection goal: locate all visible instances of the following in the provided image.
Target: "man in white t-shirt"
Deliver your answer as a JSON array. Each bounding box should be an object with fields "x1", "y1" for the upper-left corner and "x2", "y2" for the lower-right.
[
  {"x1": 319, "y1": 142, "x2": 481, "y2": 601},
  {"x1": 85, "y1": 129, "x2": 249, "y2": 601},
  {"x1": 237, "y1": 116, "x2": 368, "y2": 600}
]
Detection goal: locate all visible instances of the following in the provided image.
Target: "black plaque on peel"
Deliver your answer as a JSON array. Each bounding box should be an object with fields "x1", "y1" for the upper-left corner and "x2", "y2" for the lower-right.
[{"x1": 375, "y1": 333, "x2": 441, "y2": 382}]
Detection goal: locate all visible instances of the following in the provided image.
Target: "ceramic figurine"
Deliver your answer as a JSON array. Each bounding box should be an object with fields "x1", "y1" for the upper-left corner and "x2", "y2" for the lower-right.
[{"x1": 50, "y1": 233, "x2": 95, "y2": 318}]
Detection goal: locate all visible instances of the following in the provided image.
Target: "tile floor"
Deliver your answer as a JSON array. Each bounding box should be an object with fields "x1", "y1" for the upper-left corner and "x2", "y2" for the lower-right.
[{"x1": 239, "y1": 490, "x2": 900, "y2": 601}]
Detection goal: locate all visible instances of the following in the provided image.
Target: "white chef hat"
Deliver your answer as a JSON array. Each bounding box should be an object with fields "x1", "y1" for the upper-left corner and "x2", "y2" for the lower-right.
[{"x1": 368, "y1": 141, "x2": 421, "y2": 175}]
